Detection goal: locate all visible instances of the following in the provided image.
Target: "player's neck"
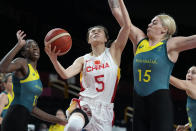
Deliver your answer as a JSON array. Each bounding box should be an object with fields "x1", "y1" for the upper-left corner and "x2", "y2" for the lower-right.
[
  {"x1": 91, "y1": 45, "x2": 106, "y2": 57},
  {"x1": 148, "y1": 36, "x2": 164, "y2": 46},
  {"x1": 27, "y1": 60, "x2": 37, "y2": 70}
]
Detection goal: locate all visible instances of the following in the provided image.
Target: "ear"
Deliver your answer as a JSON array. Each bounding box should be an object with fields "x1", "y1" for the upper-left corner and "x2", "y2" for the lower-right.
[
  {"x1": 87, "y1": 39, "x2": 91, "y2": 44},
  {"x1": 104, "y1": 37, "x2": 107, "y2": 43},
  {"x1": 162, "y1": 26, "x2": 168, "y2": 34}
]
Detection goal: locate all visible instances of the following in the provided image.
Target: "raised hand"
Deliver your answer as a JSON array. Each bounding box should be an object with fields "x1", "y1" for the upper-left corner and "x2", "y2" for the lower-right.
[
  {"x1": 16, "y1": 30, "x2": 26, "y2": 47},
  {"x1": 44, "y1": 42, "x2": 61, "y2": 61}
]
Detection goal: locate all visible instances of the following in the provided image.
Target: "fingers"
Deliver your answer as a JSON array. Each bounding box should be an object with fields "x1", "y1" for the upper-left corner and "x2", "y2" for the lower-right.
[
  {"x1": 44, "y1": 44, "x2": 52, "y2": 55},
  {"x1": 17, "y1": 30, "x2": 26, "y2": 39},
  {"x1": 21, "y1": 33, "x2": 26, "y2": 39},
  {"x1": 44, "y1": 46, "x2": 49, "y2": 54},
  {"x1": 44, "y1": 41, "x2": 49, "y2": 46},
  {"x1": 56, "y1": 50, "x2": 61, "y2": 56},
  {"x1": 44, "y1": 44, "x2": 60, "y2": 57},
  {"x1": 52, "y1": 46, "x2": 61, "y2": 55},
  {"x1": 52, "y1": 46, "x2": 56, "y2": 53}
]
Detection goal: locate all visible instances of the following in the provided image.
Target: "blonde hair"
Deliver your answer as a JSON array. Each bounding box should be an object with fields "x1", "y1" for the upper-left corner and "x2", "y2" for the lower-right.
[
  {"x1": 157, "y1": 14, "x2": 176, "y2": 39},
  {"x1": 191, "y1": 66, "x2": 196, "y2": 69}
]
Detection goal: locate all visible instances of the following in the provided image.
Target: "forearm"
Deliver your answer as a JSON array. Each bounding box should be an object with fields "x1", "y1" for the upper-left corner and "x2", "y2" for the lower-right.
[
  {"x1": 186, "y1": 87, "x2": 196, "y2": 99},
  {"x1": 0, "y1": 44, "x2": 22, "y2": 72},
  {"x1": 109, "y1": 0, "x2": 131, "y2": 26},
  {"x1": 170, "y1": 76, "x2": 186, "y2": 90},
  {"x1": 118, "y1": 0, "x2": 131, "y2": 28},
  {"x1": 108, "y1": 0, "x2": 119, "y2": 8},
  {"x1": 50, "y1": 59, "x2": 68, "y2": 79},
  {"x1": 32, "y1": 107, "x2": 65, "y2": 124},
  {"x1": 108, "y1": 0, "x2": 123, "y2": 27}
]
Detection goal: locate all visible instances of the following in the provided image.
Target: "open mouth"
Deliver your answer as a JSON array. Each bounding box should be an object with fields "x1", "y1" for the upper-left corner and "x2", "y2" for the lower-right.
[
  {"x1": 33, "y1": 52, "x2": 39, "y2": 56},
  {"x1": 93, "y1": 34, "x2": 100, "y2": 38}
]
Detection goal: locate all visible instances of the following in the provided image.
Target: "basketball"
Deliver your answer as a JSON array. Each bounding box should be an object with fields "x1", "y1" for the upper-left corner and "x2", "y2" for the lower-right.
[{"x1": 44, "y1": 28, "x2": 72, "y2": 56}]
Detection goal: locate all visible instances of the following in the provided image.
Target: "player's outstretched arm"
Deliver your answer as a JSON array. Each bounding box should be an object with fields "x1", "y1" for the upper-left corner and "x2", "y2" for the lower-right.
[
  {"x1": 32, "y1": 106, "x2": 67, "y2": 125},
  {"x1": 0, "y1": 30, "x2": 27, "y2": 73},
  {"x1": 45, "y1": 43, "x2": 83, "y2": 79}
]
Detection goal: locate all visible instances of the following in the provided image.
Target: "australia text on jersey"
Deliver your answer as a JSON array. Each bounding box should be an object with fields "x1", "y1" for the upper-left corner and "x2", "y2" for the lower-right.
[{"x1": 135, "y1": 58, "x2": 157, "y2": 64}]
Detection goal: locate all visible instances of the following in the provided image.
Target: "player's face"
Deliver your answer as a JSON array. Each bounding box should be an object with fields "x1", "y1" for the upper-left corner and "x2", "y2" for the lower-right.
[
  {"x1": 25, "y1": 42, "x2": 40, "y2": 61},
  {"x1": 88, "y1": 27, "x2": 107, "y2": 44},
  {"x1": 4, "y1": 76, "x2": 12, "y2": 91},
  {"x1": 186, "y1": 67, "x2": 196, "y2": 84},
  {"x1": 147, "y1": 17, "x2": 166, "y2": 38}
]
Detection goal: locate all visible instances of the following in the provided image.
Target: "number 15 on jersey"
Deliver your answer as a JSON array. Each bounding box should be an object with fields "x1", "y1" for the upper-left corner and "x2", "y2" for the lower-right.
[{"x1": 138, "y1": 69, "x2": 151, "y2": 82}]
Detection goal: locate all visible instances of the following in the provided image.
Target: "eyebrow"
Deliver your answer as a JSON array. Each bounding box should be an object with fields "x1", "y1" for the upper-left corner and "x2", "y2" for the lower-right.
[
  {"x1": 91, "y1": 28, "x2": 103, "y2": 31},
  {"x1": 152, "y1": 19, "x2": 158, "y2": 23}
]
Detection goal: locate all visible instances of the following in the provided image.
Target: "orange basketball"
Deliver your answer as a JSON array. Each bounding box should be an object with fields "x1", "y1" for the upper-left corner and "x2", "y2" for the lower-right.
[{"x1": 44, "y1": 28, "x2": 72, "y2": 56}]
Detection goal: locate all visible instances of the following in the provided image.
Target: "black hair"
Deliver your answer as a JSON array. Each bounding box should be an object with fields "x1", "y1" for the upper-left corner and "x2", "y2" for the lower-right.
[
  {"x1": 86, "y1": 25, "x2": 110, "y2": 43},
  {"x1": 20, "y1": 39, "x2": 38, "y2": 57},
  {"x1": 21, "y1": 39, "x2": 37, "y2": 51}
]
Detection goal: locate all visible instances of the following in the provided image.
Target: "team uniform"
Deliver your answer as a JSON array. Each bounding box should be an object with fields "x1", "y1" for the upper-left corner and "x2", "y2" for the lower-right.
[
  {"x1": 0, "y1": 90, "x2": 14, "y2": 131},
  {"x1": 1, "y1": 90, "x2": 14, "y2": 118},
  {"x1": 1, "y1": 64, "x2": 43, "y2": 131},
  {"x1": 187, "y1": 96, "x2": 196, "y2": 131},
  {"x1": 133, "y1": 38, "x2": 174, "y2": 131},
  {"x1": 49, "y1": 123, "x2": 65, "y2": 131},
  {"x1": 67, "y1": 48, "x2": 120, "y2": 131}
]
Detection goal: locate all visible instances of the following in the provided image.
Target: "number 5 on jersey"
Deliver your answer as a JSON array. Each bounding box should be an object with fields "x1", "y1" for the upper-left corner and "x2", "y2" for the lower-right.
[
  {"x1": 94, "y1": 75, "x2": 104, "y2": 92},
  {"x1": 138, "y1": 69, "x2": 151, "y2": 82}
]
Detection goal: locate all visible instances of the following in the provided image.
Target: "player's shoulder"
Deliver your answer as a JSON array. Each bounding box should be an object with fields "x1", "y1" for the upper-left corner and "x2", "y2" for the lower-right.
[
  {"x1": 75, "y1": 56, "x2": 84, "y2": 64},
  {"x1": 0, "y1": 92, "x2": 8, "y2": 101},
  {"x1": 12, "y1": 57, "x2": 26, "y2": 63}
]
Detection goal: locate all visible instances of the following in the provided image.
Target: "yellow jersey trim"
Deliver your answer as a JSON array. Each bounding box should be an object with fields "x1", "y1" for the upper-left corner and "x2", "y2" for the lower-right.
[
  {"x1": 3, "y1": 87, "x2": 14, "y2": 110},
  {"x1": 20, "y1": 64, "x2": 40, "y2": 83},
  {"x1": 135, "y1": 39, "x2": 165, "y2": 55},
  {"x1": 80, "y1": 71, "x2": 83, "y2": 83},
  {"x1": 117, "y1": 67, "x2": 121, "y2": 82}
]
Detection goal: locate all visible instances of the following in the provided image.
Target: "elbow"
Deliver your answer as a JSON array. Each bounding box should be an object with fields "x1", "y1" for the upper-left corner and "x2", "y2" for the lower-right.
[
  {"x1": 111, "y1": 10, "x2": 116, "y2": 16},
  {"x1": 0, "y1": 66, "x2": 6, "y2": 73},
  {"x1": 0, "y1": 61, "x2": 9, "y2": 73},
  {"x1": 61, "y1": 74, "x2": 68, "y2": 80}
]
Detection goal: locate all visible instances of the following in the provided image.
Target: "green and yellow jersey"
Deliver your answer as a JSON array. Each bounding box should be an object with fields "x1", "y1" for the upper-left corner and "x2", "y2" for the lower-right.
[
  {"x1": 133, "y1": 38, "x2": 174, "y2": 96},
  {"x1": 49, "y1": 124, "x2": 65, "y2": 131},
  {"x1": 11, "y1": 64, "x2": 43, "y2": 111},
  {"x1": 1, "y1": 90, "x2": 14, "y2": 117},
  {"x1": 187, "y1": 96, "x2": 196, "y2": 131}
]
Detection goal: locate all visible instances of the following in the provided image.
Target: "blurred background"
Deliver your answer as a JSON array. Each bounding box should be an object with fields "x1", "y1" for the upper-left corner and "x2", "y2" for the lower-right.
[{"x1": 0, "y1": 0, "x2": 196, "y2": 130}]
